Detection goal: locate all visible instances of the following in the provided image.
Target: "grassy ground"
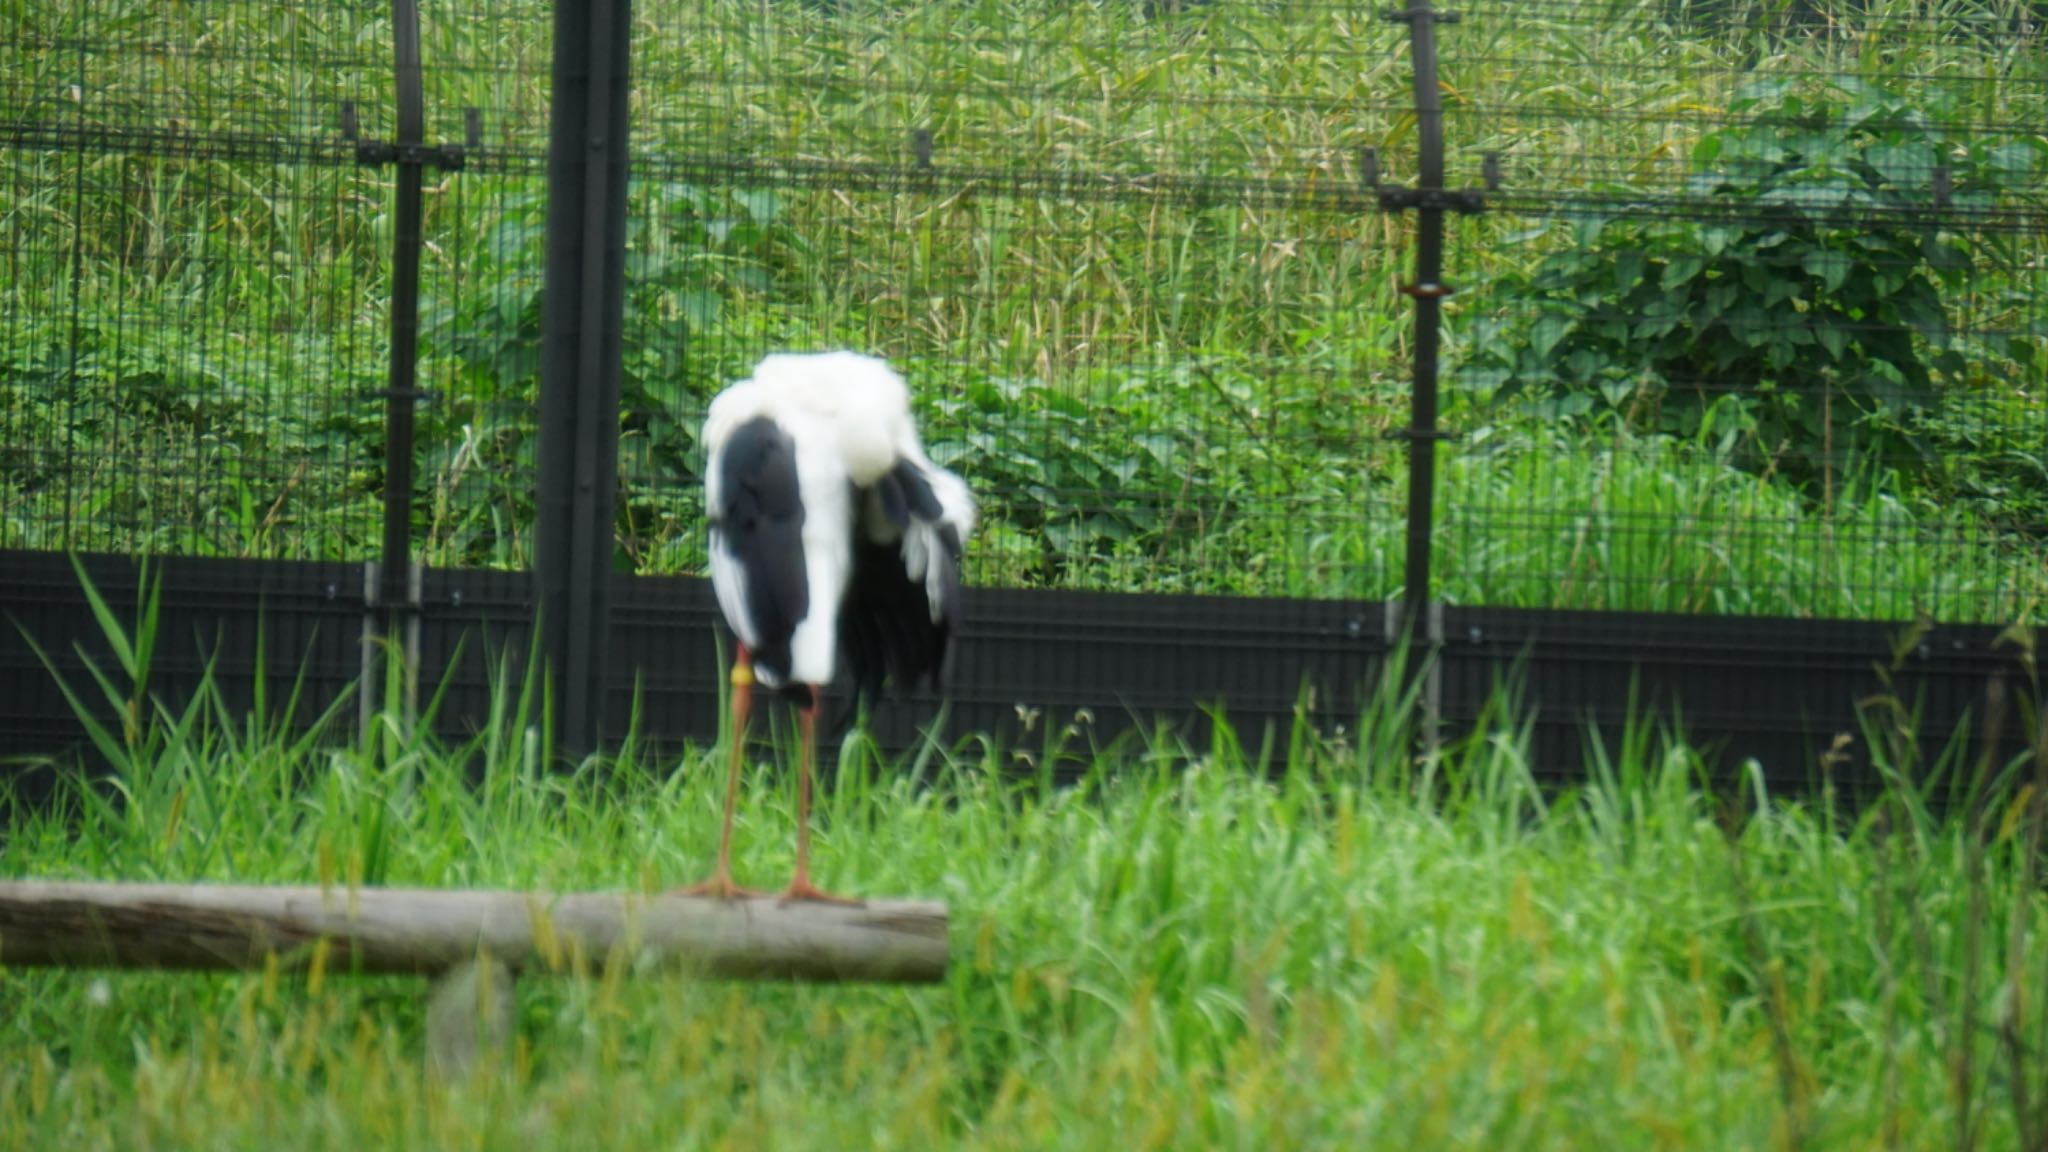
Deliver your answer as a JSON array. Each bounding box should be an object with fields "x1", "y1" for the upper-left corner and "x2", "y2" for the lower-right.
[{"x1": 3, "y1": 612, "x2": 2046, "y2": 1149}]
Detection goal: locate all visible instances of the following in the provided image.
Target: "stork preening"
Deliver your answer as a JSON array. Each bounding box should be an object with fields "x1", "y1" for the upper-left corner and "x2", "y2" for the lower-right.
[{"x1": 686, "y1": 351, "x2": 975, "y2": 904}]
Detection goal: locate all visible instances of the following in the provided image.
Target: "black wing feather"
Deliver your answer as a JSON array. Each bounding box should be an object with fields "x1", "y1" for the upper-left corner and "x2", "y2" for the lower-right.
[
  {"x1": 712, "y1": 417, "x2": 807, "y2": 684},
  {"x1": 837, "y1": 460, "x2": 963, "y2": 710}
]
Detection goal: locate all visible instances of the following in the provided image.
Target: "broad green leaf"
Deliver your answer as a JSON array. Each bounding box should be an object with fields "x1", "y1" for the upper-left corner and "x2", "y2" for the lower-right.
[
  {"x1": 1865, "y1": 143, "x2": 1928, "y2": 189},
  {"x1": 1897, "y1": 294, "x2": 1948, "y2": 342},
  {"x1": 1663, "y1": 254, "x2": 1705, "y2": 287},
  {"x1": 1700, "y1": 226, "x2": 1739, "y2": 256},
  {"x1": 735, "y1": 188, "x2": 780, "y2": 223},
  {"x1": 1985, "y1": 141, "x2": 2038, "y2": 178},
  {"x1": 1529, "y1": 314, "x2": 1573, "y2": 360},
  {"x1": 1135, "y1": 434, "x2": 1179, "y2": 466},
  {"x1": 1613, "y1": 250, "x2": 1646, "y2": 291},
  {"x1": 1792, "y1": 131, "x2": 1848, "y2": 167},
  {"x1": 1801, "y1": 249, "x2": 1851, "y2": 293}
]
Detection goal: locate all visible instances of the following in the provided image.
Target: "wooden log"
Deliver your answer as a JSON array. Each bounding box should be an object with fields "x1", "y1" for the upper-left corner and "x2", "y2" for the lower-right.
[{"x1": 0, "y1": 882, "x2": 948, "y2": 983}]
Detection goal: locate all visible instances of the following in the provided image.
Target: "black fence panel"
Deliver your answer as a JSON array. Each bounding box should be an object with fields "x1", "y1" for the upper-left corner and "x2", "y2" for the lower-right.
[
  {"x1": 0, "y1": 549, "x2": 363, "y2": 811},
  {"x1": 7, "y1": 552, "x2": 2036, "y2": 816},
  {"x1": 468, "y1": 575, "x2": 1394, "y2": 770},
  {"x1": 2, "y1": 554, "x2": 1395, "y2": 793},
  {"x1": 411, "y1": 563, "x2": 541, "y2": 747},
  {"x1": 604, "y1": 572, "x2": 721, "y2": 749},
  {"x1": 1439, "y1": 605, "x2": 2039, "y2": 802}
]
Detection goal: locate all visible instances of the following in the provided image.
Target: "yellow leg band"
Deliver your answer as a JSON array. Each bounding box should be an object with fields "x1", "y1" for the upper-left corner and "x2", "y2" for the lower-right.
[{"x1": 730, "y1": 662, "x2": 755, "y2": 688}]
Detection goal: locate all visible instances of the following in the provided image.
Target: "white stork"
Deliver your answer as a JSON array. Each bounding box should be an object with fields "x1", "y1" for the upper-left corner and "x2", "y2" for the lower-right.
[{"x1": 683, "y1": 351, "x2": 975, "y2": 903}]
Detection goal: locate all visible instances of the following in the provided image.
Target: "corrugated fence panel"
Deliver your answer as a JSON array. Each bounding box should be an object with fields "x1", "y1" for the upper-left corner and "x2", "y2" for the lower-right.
[
  {"x1": 604, "y1": 574, "x2": 723, "y2": 750},
  {"x1": 584, "y1": 580, "x2": 1390, "y2": 767},
  {"x1": 414, "y1": 566, "x2": 541, "y2": 748}
]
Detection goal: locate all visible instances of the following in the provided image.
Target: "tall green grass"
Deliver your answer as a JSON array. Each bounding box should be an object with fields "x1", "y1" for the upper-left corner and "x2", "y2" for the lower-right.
[
  {"x1": 1431, "y1": 425, "x2": 2048, "y2": 620},
  {"x1": 3, "y1": 561, "x2": 2045, "y2": 1148}
]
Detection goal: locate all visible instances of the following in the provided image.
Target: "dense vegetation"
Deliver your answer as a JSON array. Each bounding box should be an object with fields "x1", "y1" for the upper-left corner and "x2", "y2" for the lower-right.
[{"x1": 4, "y1": 0, "x2": 2044, "y2": 617}]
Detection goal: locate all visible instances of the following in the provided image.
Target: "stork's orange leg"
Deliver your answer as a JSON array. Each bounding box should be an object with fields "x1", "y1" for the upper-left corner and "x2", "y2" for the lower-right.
[
  {"x1": 676, "y1": 646, "x2": 763, "y2": 900},
  {"x1": 779, "y1": 687, "x2": 863, "y2": 906}
]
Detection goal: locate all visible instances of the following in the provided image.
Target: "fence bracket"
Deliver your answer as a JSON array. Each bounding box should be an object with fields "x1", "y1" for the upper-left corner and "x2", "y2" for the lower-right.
[
  {"x1": 1379, "y1": 186, "x2": 1487, "y2": 213},
  {"x1": 369, "y1": 387, "x2": 438, "y2": 403},
  {"x1": 338, "y1": 100, "x2": 466, "y2": 171},
  {"x1": 1381, "y1": 6, "x2": 1460, "y2": 23},
  {"x1": 354, "y1": 139, "x2": 467, "y2": 171},
  {"x1": 1360, "y1": 146, "x2": 1493, "y2": 214}
]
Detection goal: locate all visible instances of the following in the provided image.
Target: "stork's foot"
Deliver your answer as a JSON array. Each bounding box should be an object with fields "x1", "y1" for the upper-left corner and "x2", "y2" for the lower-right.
[
  {"x1": 776, "y1": 878, "x2": 865, "y2": 907},
  {"x1": 671, "y1": 873, "x2": 764, "y2": 901}
]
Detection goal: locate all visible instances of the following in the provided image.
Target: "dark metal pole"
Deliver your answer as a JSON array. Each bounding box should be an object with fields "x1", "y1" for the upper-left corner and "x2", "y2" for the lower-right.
[
  {"x1": 350, "y1": 1, "x2": 462, "y2": 742},
  {"x1": 1393, "y1": 0, "x2": 1451, "y2": 641},
  {"x1": 565, "y1": 0, "x2": 629, "y2": 752},
  {"x1": 381, "y1": 0, "x2": 425, "y2": 622},
  {"x1": 537, "y1": 0, "x2": 633, "y2": 758}
]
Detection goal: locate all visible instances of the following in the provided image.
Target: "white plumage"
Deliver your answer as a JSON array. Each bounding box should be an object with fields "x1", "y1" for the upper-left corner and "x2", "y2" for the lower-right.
[
  {"x1": 683, "y1": 351, "x2": 974, "y2": 903},
  {"x1": 706, "y1": 350, "x2": 916, "y2": 491}
]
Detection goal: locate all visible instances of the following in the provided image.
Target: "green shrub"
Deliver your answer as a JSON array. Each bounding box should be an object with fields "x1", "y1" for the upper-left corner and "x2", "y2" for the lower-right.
[{"x1": 1458, "y1": 78, "x2": 2045, "y2": 507}]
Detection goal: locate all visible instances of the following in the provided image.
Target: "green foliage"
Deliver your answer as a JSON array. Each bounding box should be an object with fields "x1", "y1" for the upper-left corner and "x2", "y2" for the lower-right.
[
  {"x1": 417, "y1": 182, "x2": 797, "y2": 569},
  {"x1": 4, "y1": 0, "x2": 2046, "y2": 613},
  {"x1": 926, "y1": 368, "x2": 1219, "y2": 585},
  {"x1": 0, "y1": 311, "x2": 381, "y2": 556},
  {"x1": 1436, "y1": 420, "x2": 2048, "y2": 619},
  {"x1": 1459, "y1": 78, "x2": 2046, "y2": 501}
]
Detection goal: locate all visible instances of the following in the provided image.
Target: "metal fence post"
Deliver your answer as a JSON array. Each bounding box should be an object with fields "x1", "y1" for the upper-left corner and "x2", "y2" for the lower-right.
[
  {"x1": 350, "y1": 0, "x2": 465, "y2": 737},
  {"x1": 536, "y1": 0, "x2": 634, "y2": 760},
  {"x1": 1379, "y1": 0, "x2": 1468, "y2": 641},
  {"x1": 1368, "y1": 0, "x2": 1487, "y2": 758},
  {"x1": 381, "y1": 0, "x2": 426, "y2": 641}
]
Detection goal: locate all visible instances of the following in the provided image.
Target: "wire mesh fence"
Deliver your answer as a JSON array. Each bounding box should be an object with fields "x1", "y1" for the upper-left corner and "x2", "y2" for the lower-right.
[
  {"x1": 1, "y1": 1, "x2": 554, "y2": 566},
  {"x1": 4, "y1": 0, "x2": 2044, "y2": 621},
  {"x1": 616, "y1": 0, "x2": 1419, "y2": 595},
  {"x1": 3, "y1": 2, "x2": 386, "y2": 559},
  {"x1": 1434, "y1": 0, "x2": 2048, "y2": 621}
]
